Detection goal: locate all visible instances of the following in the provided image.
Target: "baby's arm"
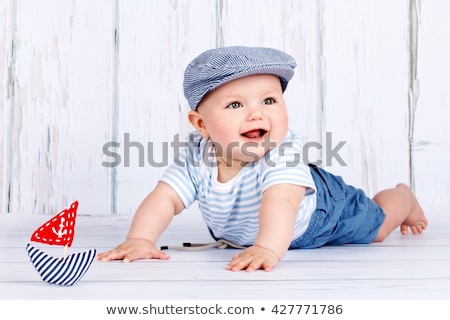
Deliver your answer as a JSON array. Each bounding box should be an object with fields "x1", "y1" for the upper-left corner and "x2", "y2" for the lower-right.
[
  {"x1": 97, "y1": 182, "x2": 184, "y2": 262},
  {"x1": 226, "y1": 183, "x2": 306, "y2": 272}
]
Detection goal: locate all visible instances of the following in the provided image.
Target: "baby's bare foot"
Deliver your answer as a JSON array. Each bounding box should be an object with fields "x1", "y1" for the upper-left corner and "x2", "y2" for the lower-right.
[{"x1": 397, "y1": 183, "x2": 428, "y2": 235}]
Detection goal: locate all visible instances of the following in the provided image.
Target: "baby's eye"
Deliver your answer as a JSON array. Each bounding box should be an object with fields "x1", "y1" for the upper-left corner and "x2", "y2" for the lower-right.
[
  {"x1": 262, "y1": 98, "x2": 275, "y2": 105},
  {"x1": 227, "y1": 101, "x2": 243, "y2": 109}
]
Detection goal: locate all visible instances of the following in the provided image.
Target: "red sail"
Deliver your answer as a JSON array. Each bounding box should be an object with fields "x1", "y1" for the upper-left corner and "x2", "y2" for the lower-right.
[{"x1": 30, "y1": 201, "x2": 78, "y2": 247}]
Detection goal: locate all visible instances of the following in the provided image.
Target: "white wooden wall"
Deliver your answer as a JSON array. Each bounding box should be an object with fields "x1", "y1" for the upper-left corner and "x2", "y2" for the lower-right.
[{"x1": 1, "y1": 0, "x2": 449, "y2": 216}]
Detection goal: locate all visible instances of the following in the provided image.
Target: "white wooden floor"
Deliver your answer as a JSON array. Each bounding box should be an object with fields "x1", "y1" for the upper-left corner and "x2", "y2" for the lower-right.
[{"x1": 1, "y1": 208, "x2": 450, "y2": 301}]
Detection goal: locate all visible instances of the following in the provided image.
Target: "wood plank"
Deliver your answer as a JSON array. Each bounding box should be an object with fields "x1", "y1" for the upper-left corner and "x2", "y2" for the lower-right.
[
  {"x1": 2, "y1": 259, "x2": 450, "y2": 300},
  {"x1": 8, "y1": 0, "x2": 114, "y2": 214},
  {"x1": 4, "y1": 257, "x2": 450, "y2": 282},
  {"x1": 2, "y1": 278, "x2": 450, "y2": 300},
  {"x1": 3, "y1": 239, "x2": 450, "y2": 263},
  {"x1": 220, "y1": 0, "x2": 323, "y2": 155},
  {"x1": 2, "y1": 212, "x2": 448, "y2": 250},
  {"x1": 320, "y1": 0, "x2": 410, "y2": 197},
  {"x1": 412, "y1": 0, "x2": 450, "y2": 217},
  {"x1": 114, "y1": 0, "x2": 217, "y2": 215},
  {"x1": 0, "y1": 0, "x2": 14, "y2": 214}
]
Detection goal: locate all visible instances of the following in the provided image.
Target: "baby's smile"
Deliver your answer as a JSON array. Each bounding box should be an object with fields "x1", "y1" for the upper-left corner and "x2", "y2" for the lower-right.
[{"x1": 241, "y1": 128, "x2": 269, "y2": 142}]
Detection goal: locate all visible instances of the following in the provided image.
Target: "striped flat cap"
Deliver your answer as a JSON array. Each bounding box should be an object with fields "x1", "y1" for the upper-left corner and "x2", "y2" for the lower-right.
[{"x1": 183, "y1": 46, "x2": 297, "y2": 110}]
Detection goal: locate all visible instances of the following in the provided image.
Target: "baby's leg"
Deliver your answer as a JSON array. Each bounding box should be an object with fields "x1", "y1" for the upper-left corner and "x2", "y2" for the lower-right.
[{"x1": 372, "y1": 183, "x2": 427, "y2": 242}]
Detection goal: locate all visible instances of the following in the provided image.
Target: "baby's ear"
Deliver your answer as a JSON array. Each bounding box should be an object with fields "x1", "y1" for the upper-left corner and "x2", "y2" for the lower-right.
[{"x1": 188, "y1": 110, "x2": 209, "y2": 138}]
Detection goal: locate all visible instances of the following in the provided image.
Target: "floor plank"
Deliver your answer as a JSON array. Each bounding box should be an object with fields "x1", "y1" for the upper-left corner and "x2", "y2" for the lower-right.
[{"x1": 1, "y1": 211, "x2": 449, "y2": 300}]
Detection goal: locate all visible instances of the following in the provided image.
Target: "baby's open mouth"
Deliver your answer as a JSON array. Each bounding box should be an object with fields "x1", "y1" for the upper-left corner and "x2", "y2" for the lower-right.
[{"x1": 241, "y1": 129, "x2": 268, "y2": 139}]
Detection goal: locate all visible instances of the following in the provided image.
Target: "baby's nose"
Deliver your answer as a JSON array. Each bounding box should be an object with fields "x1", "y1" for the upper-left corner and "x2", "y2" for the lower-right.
[{"x1": 246, "y1": 105, "x2": 264, "y2": 121}]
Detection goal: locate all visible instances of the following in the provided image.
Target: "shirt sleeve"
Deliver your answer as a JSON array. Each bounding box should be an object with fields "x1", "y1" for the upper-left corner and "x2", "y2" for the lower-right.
[
  {"x1": 258, "y1": 131, "x2": 316, "y2": 194},
  {"x1": 158, "y1": 133, "x2": 201, "y2": 208}
]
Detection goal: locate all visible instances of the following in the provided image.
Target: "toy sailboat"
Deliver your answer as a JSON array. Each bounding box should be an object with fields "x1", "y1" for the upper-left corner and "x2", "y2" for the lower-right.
[{"x1": 26, "y1": 201, "x2": 96, "y2": 286}]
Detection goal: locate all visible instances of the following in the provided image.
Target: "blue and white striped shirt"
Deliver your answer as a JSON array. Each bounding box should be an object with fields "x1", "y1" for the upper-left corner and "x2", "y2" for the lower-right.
[{"x1": 160, "y1": 129, "x2": 317, "y2": 246}]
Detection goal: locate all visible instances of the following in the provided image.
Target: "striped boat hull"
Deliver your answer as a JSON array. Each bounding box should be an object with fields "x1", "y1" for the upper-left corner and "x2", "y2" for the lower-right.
[{"x1": 26, "y1": 243, "x2": 96, "y2": 286}]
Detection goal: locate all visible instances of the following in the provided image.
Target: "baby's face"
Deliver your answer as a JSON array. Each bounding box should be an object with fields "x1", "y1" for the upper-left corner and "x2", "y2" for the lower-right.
[{"x1": 193, "y1": 74, "x2": 289, "y2": 165}]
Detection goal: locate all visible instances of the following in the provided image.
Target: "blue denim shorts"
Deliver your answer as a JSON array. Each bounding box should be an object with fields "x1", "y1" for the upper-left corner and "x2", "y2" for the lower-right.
[{"x1": 289, "y1": 164, "x2": 386, "y2": 249}]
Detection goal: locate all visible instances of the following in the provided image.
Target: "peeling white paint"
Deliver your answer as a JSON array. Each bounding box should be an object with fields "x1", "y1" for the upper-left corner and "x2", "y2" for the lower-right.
[
  {"x1": 0, "y1": 0, "x2": 449, "y2": 216},
  {"x1": 413, "y1": 0, "x2": 450, "y2": 215}
]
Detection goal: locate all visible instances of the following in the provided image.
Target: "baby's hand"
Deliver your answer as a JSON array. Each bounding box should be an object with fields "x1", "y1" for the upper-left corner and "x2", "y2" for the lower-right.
[
  {"x1": 97, "y1": 238, "x2": 170, "y2": 263},
  {"x1": 226, "y1": 245, "x2": 280, "y2": 272}
]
